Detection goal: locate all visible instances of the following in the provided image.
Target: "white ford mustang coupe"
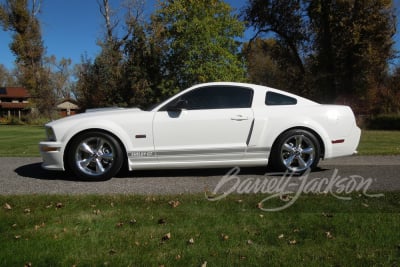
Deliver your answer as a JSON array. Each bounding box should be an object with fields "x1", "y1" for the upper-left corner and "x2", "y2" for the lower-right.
[{"x1": 39, "y1": 82, "x2": 361, "y2": 180}]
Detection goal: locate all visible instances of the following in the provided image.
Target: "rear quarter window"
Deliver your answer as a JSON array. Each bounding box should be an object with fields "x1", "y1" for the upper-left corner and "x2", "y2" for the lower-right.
[{"x1": 265, "y1": 91, "x2": 297, "y2": 106}]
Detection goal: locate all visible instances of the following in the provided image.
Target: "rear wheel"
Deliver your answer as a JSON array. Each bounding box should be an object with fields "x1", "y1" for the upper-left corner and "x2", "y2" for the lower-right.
[
  {"x1": 270, "y1": 129, "x2": 320, "y2": 173},
  {"x1": 67, "y1": 131, "x2": 123, "y2": 180}
]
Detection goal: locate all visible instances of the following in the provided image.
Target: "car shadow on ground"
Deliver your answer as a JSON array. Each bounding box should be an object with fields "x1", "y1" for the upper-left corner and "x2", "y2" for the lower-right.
[{"x1": 15, "y1": 162, "x2": 330, "y2": 182}]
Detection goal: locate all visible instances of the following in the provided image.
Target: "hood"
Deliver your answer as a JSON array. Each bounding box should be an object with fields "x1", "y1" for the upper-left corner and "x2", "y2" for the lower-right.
[{"x1": 47, "y1": 107, "x2": 144, "y2": 126}]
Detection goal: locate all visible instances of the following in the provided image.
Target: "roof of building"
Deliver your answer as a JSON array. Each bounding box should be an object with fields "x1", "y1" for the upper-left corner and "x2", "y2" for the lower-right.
[
  {"x1": 0, "y1": 102, "x2": 29, "y2": 109},
  {"x1": 0, "y1": 87, "x2": 30, "y2": 98},
  {"x1": 57, "y1": 100, "x2": 80, "y2": 110}
]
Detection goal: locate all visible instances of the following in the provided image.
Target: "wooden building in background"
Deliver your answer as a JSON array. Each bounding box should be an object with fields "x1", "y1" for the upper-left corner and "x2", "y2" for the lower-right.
[{"x1": 0, "y1": 87, "x2": 30, "y2": 120}]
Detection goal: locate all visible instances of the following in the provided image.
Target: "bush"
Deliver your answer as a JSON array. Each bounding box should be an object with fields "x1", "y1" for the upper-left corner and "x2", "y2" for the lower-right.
[
  {"x1": 21, "y1": 112, "x2": 60, "y2": 125},
  {"x1": 366, "y1": 114, "x2": 400, "y2": 130}
]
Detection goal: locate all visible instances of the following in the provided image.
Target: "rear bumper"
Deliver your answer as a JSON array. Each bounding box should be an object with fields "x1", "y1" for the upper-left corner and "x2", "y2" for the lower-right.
[
  {"x1": 39, "y1": 141, "x2": 65, "y2": 171},
  {"x1": 327, "y1": 126, "x2": 361, "y2": 159}
]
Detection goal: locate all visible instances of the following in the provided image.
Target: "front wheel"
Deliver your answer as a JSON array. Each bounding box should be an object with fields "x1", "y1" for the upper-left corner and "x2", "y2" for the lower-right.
[
  {"x1": 270, "y1": 129, "x2": 321, "y2": 173},
  {"x1": 66, "y1": 131, "x2": 124, "y2": 180}
]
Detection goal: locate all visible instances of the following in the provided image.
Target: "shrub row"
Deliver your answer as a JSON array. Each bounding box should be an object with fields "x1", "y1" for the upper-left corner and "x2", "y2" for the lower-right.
[{"x1": 365, "y1": 114, "x2": 400, "y2": 130}]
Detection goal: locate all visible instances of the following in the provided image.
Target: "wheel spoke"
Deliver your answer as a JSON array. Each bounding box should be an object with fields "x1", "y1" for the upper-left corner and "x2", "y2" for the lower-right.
[
  {"x1": 302, "y1": 147, "x2": 314, "y2": 154},
  {"x1": 79, "y1": 157, "x2": 93, "y2": 168},
  {"x1": 297, "y1": 156, "x2": 307, "y2": 169},
  {"x1": 101, "y1": 152, "x2": 114, "y2": 161},
  {"x1": 283, "y1": 143, "x2": 295, "y2": 152},
  {"x1": 284, "y1": 154, "x2": 296, "y2": 167},
  {"x1": 295, "y1": 135, "x2": 303, "y2": 149},
  {"x1": 79, "y1": 142, "x2": 94, "y2": 154},
  {"x1": 95, "y1": 158, "x2": 105, "y2": 173},
  {"x1": 95, "y1": 138, "x2": 105, "y2": 151}
]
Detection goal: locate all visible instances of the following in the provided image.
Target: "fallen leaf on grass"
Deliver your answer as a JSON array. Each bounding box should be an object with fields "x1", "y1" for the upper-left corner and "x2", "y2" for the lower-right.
[
  {"x1": 15, "y1": 235, "x2": 21, "y2": 239},
  {"x1": 24, "y1": 208, "x2": 31, "y2": 214},
  {"x1": 278, "y1": 234, "x2": 284, "y2": 239},
  {"x1": 188, "y1": 237, "x2": 195, "y2": 245},
  {"x1": 115, "y1": 222, "x2": 124, "y2": 228},
  {"x1": 162, "y1": 232, "x2": 171, "y2": 241},
  {"x1": 3, "y1": 203, "x2": 12, "y2": 210},
  {"x1": 56, "y1": 202, "x2": 63, "y2": 209},
  {"x1": 322, "y1": 212, "x2": 333, "y2": 218},
  {"x1": 326, "y1": 231, "x2": 334, "y2": 239},
  {"x1": 201, "y1": 261, "x2": 207, "y2": 267},
  {"x1": 158, "y1": 218, "x2": 167, "y2": 225},
  {"x1": 34, "y1": 222, "x2": 45, "y2": 231},
  {"x1": 24, "y1": 262, "x2": 32, "y2": 267},
  {"x1": 288, "y1": 240, "x2": 297, "y2": 245},
  {"x1": 168, "y1": 200, "x2": 181, "y2": 208},
  {"x1": 221, "y1": 234, "x2": 229, "y2": 241},
  {"x1": 93, "y1": 209, "x2": 101, "y2": 215},
  {"x1": 247, "y1": 239, "x2": 253, "y2": 245}
]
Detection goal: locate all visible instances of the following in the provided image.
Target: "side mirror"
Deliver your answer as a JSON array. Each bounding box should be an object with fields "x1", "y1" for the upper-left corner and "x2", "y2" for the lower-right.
[{"x1": 167, "y1": 99, "x2": 188, "y2": 112}]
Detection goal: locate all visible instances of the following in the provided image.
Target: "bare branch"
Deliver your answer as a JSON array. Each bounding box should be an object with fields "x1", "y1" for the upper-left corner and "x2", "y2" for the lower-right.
[
  {"x1": 97, "y1": 0, "x2": 118, "y2": 42},
  {"x1": 31, "y1": 0, "x2": 41, "y2": 16}
]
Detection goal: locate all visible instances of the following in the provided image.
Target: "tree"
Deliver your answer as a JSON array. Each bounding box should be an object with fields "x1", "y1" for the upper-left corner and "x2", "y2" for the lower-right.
[
  {"x1": 75, "y1": 0, "x2": 156, "y2": 110},
  {"x1": 47, "y1": 56, "x2": 73, "y2": 99},
  {"x1": 0, "y1": 0, "x2": 55, "y2": 115},
  {"x1": 243, "y1": 38, "x2": 288, "y2": 89},
  {"x1": 244, "y1": 0, "x2": 396, "y2": 110},
  {"x1": 308, "y1": 0, "x2": 396, "y2": 103},
  {"x1": 244, "y1": 0, "x2": 311, "y2": 95},
  {"x1": 0, "y1": 64, "x2": 17, "y2": 86},
  {"x1": 153, "y1": 0, "x2": 246, "y2": 91}
]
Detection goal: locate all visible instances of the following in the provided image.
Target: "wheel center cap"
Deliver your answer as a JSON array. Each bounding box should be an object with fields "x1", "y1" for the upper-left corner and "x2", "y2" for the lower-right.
[{"x1": 294, "y1": 149, "x2": 301, "y2": 156}]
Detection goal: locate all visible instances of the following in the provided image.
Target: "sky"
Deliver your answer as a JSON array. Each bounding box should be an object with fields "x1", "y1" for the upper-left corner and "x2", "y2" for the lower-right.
[
  {"x1": 0, "y1": 0, "x2": 246, "y2": 70},
  {"x1": 1, "y1": 0, "x2": 400, "y2": 71}
]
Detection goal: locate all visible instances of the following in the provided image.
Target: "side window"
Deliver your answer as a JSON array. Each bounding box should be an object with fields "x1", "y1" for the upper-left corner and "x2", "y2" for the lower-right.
[
  {"x1": 265, "y1": 91, "x2": 297, "y2": 106},
  {"x1": 162, "y1": 86, "x2": 253, "y2": 110}
]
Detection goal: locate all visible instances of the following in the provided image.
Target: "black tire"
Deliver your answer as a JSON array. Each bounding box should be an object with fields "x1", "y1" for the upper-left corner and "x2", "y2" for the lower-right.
[
  {"x1": 269, "y1": 129, "x2": 320, "y2": 173},
  {"x1": 66, "y1": 131, "x2": 124, "y2": 181}
]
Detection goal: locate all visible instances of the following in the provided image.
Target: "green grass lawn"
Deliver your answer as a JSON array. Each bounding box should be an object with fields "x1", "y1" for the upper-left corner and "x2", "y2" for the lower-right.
[
  {"x1": 0, "y1": 125, "x2": 399, "y2": 156},
  {"x1": 0, "y1": 125, "x2": 45, "y2": 157},
  {"x1": 357, "y1": 130, "x2": 400, "y2": 155},
  {"x1": 1, "y1": 194, "x2": 399, "y2": 266}
]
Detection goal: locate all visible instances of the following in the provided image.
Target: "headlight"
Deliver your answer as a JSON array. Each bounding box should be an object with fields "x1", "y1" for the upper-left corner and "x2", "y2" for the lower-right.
[{"x1": 45, "y1": 127, "x2": 56, "y2": 141}]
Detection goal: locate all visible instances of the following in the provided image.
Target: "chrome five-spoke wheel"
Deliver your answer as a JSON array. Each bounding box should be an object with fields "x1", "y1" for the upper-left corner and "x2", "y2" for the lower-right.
[
  {"x1": 75, "y1": 136, "x2": 115, "y2": 176},
  {"x1": 68, "y1": 131, "x2": 123, "y2": 180},
  {"x1": 270, "y1": 129, "x2": 321, "y2": 173}
]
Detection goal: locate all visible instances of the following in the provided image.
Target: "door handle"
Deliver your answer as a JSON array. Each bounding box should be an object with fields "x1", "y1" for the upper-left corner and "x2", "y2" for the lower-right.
[{"x1": 231, "y1": 115, "x2": 249, "y2": 121}]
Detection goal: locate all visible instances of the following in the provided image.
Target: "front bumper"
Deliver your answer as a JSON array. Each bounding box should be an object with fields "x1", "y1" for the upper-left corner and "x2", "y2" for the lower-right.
[{"x1": 39, "y1": 141, "x2": 65, "y2": 171}]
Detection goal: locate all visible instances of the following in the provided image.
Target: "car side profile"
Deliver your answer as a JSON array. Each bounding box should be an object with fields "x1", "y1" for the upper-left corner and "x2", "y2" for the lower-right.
[{"x1": 39, "y1": 82, "x2": 361, "y2": 180}]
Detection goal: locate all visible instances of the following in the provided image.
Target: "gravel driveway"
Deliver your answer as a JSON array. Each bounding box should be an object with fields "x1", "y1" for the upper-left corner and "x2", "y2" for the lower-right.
[{"x1": 0, "y1": 156, "x2": 399, "y2": 195}]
